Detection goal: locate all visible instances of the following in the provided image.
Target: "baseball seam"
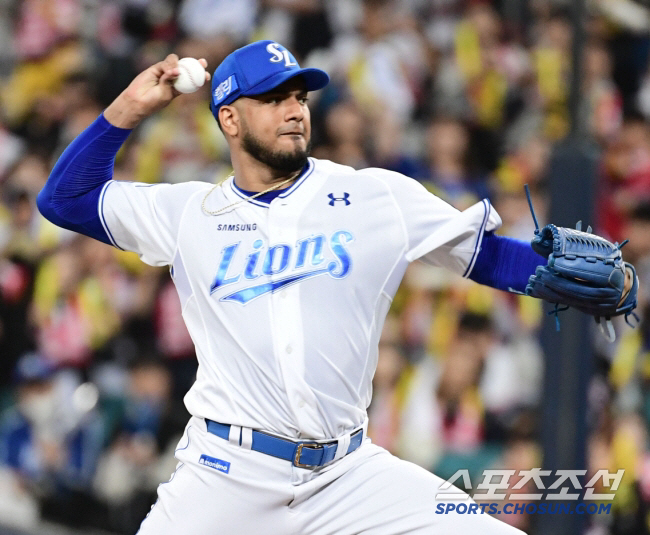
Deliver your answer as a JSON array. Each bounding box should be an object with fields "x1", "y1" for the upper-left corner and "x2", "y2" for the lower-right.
[{"x1": 178, "y1": 62, "x2": 200, "y2": 90}]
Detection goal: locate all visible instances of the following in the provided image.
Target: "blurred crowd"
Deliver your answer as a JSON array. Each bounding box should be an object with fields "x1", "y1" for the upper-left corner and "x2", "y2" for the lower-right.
[{"x1": 1, "y1": 0, "x2": 650, "y2": 534}]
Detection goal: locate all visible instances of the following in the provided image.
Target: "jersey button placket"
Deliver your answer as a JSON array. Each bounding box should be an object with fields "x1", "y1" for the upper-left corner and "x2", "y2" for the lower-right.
[{"x1": 267, "y1": 199, "x2": 315, "y2": 430}]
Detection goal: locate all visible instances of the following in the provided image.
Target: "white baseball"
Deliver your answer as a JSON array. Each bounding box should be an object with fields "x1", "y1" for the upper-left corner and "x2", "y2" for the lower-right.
[{"x1": 173, "y1": 57, "x2": 206, "y2": 94}]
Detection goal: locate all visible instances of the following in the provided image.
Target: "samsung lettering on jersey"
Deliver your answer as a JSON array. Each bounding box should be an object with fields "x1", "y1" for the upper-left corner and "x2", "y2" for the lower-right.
[
  {"x1": 210, "y1": 231, "x2": 354, "y2": 304},
  {"x1": 215, "y1": 223, "x2": 258, "y2": 231}
]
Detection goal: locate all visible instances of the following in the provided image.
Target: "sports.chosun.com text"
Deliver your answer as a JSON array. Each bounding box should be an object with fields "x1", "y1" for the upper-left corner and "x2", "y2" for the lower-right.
[{"x1": 435, "y1": 502, "x2": 612, "y2": 515}]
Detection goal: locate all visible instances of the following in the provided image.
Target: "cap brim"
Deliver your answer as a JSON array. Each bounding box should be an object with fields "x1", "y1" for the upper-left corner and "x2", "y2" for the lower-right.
[{"x1": 243, "y1": 68, "x2": 329, "y2": 97}]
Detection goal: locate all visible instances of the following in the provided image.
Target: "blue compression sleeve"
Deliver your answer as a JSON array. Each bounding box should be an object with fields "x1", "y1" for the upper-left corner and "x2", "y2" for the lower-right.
[
  {"x1": 468, "y1": 231, "x2": 546, "y2": 293},
  {"x1": 37, "y1": 113, "x2": 132, "y2": 244}
]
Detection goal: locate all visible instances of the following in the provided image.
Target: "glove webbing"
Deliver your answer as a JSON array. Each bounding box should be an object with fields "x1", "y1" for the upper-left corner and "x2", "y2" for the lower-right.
[{"x1": 524, "y1": 185, "x2": 638, "y2": 342}]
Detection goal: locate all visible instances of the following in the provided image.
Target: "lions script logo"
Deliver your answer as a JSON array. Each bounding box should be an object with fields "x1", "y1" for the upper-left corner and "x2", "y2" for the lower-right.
[{"x1": 211, "y1": 231, "x2": 354, "y2": 304}]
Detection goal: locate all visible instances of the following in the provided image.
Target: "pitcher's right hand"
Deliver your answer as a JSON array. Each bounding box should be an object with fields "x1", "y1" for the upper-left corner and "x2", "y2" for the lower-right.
[{"x1": 104, "y1": 54, "x2": 210, "y2": 129}]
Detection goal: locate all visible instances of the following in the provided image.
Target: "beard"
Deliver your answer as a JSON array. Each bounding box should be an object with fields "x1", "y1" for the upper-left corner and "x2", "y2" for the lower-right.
[{"x1": 241, "y1": 127, "x2": 312, "y2": 174}]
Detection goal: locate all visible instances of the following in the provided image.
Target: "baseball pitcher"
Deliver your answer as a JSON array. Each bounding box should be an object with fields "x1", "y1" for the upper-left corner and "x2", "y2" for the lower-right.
[{"x1": 38, "y1": 41, "x2": 637, "y2": 534}]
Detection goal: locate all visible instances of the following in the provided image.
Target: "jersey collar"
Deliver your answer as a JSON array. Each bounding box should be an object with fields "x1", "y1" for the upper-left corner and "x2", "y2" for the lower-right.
[{"x1": 230, "y1": 158, "x2": 315, "y2": 206}]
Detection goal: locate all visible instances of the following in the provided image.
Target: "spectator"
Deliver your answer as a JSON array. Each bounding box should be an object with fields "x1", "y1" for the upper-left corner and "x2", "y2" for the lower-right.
[
  {"x1": 367, "y1": 315, "x2": 408, "y2": 453},
  {"x1": 397, "y1": 313, "x2": 501, "y2": 474},
  {"x1": 178, "y1": 0, "x2": 259, "y2": 41},
  {"x1": 312, "y1": 99, "x2": 368, "y2": 168},
  {"x1": 584, "y1": 41, "x2": 623, "y2": 143},
  {"x1": 600, "y1": 118, "x2": 650, "y2": 242},
  {"x1": 154, "y1": 276, "x2": 197, "y2": 400},
  {"x1": 0, "y1": 352, "x2": 104, "y2": 526},
  {"x1": 326, "y1": 0, "x2": 426, "y2": 123},
  {"x1": 93, "y1": 359, "x2": 185, "y2": 534},
  {"x1": 422, "y1": 116, "x2": 489, "y2": 209}
]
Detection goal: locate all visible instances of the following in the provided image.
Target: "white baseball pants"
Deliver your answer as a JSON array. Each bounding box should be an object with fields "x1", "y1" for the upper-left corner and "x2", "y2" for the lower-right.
[{"x1": 137, "y1": 416, "x2": 525, "y2": 535}]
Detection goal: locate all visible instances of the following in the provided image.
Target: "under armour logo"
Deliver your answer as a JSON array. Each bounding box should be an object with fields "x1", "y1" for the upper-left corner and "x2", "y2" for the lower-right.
[{"x1": 328, "y1": 193, "x2": 351, "y2": 206}]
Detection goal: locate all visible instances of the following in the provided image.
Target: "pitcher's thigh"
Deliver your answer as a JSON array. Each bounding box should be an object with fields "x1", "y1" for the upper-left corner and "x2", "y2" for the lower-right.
[
  {"x1": 299, "y1": 444, "x2": 526, "y2": 535},
  {"x1": 137, "y1": 451, "x2": 293, "y2": 534}
]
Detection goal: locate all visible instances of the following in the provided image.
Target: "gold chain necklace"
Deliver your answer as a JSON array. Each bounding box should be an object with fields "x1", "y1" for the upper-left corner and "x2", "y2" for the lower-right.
[{"x1": 201, "y1": 175, "x2": 296, "y2": 216}]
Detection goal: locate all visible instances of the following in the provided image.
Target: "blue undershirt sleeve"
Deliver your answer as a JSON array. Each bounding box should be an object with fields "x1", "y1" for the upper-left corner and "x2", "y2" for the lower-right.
[
  {"x1": 37, "y1": 113, "x2": 132, "y2": 244},
  {"x1": 468, "y1": 231, "x2": 546, "y2": 293}
]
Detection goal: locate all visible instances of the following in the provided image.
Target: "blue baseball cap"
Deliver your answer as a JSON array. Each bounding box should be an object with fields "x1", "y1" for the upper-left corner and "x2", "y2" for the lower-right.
[{"x1": 210, "y1": 40, "x2": 329, "y2": 120}]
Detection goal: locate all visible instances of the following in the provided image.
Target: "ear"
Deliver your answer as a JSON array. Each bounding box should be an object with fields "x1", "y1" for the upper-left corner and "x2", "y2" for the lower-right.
[{"x1": 219, "y1": 105, "x2": 239, "y2": 137}]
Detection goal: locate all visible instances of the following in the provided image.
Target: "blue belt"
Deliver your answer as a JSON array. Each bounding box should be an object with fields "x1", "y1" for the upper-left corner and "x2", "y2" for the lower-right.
[{"x1": 205, "y1": 420, "x2": 364, "y2": 469}]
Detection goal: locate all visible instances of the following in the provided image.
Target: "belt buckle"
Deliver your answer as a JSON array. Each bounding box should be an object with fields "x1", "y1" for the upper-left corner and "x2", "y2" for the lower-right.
[{"x1": 294, "y1": 442, "x2": 323, "y2": 469}]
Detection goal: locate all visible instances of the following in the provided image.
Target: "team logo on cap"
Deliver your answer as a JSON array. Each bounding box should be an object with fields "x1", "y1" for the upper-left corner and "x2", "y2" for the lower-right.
[
  {"x1": 267, "y1": 43, "x2": 297, "y2": 67},
  {"x1": 213, "y1": 75, "x2": 238, "y2": 105}
]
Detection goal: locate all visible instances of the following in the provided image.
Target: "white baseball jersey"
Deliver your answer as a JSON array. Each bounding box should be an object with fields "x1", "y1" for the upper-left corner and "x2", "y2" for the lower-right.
[{"x1": 99, "y1": 158, "x2": 502, "y2": 440}]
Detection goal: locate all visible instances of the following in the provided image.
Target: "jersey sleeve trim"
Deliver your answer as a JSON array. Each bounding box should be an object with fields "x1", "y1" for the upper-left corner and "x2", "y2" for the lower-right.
[
  {"x1": 98, "y1": 181, "x2": 124, "y2": 250},
  {"x1": 462, "y1": 199, "x2": 491, "y2": 278},
  {"x1": 404, "y1": 199, "x2": 501, "y2": 266}
]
